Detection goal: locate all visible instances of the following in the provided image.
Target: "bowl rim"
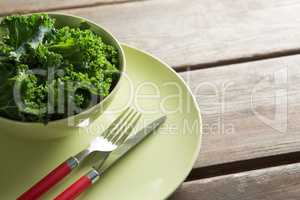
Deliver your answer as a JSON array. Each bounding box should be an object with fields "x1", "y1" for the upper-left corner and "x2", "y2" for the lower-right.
[{"x1": 0, "y1": 12, "x2": 126, "y2": 125}]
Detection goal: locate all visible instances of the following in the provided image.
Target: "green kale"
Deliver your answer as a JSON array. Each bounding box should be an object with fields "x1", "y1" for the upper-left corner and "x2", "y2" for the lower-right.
[{"x1": 0, "y1": 14, "x2": 120, "y2": 123}]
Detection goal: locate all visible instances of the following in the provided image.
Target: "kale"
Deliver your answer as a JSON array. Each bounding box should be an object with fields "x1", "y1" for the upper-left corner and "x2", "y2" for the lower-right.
[{"x1": 0, "y1": 14, "x2": 119, "y2": 123}]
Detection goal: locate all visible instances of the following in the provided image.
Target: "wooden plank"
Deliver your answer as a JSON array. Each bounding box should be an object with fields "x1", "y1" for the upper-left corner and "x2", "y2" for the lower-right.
[
  {"x1": 171, "y1": 163, "x2": 300, "y2": 200},
  {"x1": 0, "y1": 0, "x2": 135, "y2": 16},
  {"x1": 178, "y1": 54, "x2": 300, "y2": 169},
  {"x1": 59, "y1": 0, "x2": 300, "y2": 68}
]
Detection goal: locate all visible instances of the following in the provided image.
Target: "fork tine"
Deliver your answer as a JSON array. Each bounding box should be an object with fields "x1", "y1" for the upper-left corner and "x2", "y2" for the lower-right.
[
  {"x1": 101, "y1": 107, "x2": 131, "y2": 139},
  {"x1": 110, "y1": 110, "x2": 140, "y2": 144},
  {"x1": 115, "y1": 113, "x2": 142, "y2": 146},
  {"x1": 105, "y1": 108, "x2": 135, "y2": 141}
]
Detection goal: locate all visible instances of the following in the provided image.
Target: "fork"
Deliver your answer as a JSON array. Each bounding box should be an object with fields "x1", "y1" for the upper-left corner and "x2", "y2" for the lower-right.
[{"x1": 17, "y1": 107, "x2": 141, "y2": 200}]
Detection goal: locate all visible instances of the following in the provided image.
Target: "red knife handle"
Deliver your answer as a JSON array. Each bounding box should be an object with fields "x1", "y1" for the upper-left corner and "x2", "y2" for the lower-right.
[
  {"x1": 54, "y1": 169, "x2": 100, "y2": 200},
  {"x1": 17, "y1": 157, "x2": 79, "y2": 200}
]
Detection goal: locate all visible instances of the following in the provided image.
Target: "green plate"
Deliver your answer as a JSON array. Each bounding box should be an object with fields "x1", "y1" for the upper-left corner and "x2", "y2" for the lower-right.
[{"x1": 0, "y1": 45, "x2": 202, "y2": 200}]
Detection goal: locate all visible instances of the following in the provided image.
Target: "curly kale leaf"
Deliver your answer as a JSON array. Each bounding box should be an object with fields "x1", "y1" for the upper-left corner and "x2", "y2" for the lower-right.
[
  {"x1": 0, "y1": 14, "x2": 55, "y2": 61},
  {"x1": 0, "y1": 14, "x2": 119, "y2": 123},
  {"x1": 49, "y1": 27, "x2": 119, "y2": 95},
  {"x1": 0, "y1": 14, "x2": 54, "y2": 49}
]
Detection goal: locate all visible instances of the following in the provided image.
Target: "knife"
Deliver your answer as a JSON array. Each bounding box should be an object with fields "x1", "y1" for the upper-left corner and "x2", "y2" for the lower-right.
[{"x1": 54, "y1": 115, "x2": 167, "y2": 200}]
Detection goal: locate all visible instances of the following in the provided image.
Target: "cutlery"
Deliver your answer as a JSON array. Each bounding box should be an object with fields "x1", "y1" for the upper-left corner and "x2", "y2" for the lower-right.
[
  {"x1": 18, "y1": 107, "x2": 141, "y2": 200},
  {"x1": 54, "y1": 115, "x2": 166, "y2": 200}
]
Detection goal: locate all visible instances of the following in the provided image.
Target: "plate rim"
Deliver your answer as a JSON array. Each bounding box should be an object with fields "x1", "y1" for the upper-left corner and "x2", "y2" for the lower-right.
[{"x1": 121, "y1": 43, "x2": 203, "y2": 199}]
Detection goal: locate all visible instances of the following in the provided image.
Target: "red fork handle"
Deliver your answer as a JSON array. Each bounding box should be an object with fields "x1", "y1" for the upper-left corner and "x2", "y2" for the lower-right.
[
  {"x1": 17, "y1": 157, "x2": 79, "y2": 200},
  {"x1": 54, "y1": 169, "x2": 100, "y2": 200}
]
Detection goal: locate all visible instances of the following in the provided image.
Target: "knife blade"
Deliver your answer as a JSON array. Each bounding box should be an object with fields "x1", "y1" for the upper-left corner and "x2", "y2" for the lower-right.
[{"x1": 97, "y1": 115, "x2": 167, "y2": 173}]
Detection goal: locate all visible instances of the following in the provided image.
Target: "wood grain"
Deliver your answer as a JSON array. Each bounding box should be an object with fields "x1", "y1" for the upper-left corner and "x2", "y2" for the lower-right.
[
  {"x1": 59, "y1": 0, "x2": 300, "y2": 68},
  {"x1": 0, "y1": 0, "x2": 137, "y2": 16},
  {"x1": 178, "y1": 54, "x2": 300, "y2": 169},
  {"x1": 171, "y1": 163, "x2": 300, "y2": 200}
]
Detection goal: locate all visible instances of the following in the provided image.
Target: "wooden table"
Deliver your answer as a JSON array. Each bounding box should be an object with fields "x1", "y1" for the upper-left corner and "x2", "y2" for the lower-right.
[{"x1": 3, "y1": 0, "x2": 300, "y2": 199}]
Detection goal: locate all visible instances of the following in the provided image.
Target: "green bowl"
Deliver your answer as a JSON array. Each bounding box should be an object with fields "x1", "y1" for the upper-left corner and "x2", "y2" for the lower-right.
[{"x1": 0, "y1": 13, "x2": 126, "y2": 140}]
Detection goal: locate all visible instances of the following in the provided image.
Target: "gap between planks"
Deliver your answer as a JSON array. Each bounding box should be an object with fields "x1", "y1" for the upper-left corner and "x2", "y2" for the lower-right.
[
  {"x1": 0, "y1": 0, "x2": 149, "y2": 17},
  {"x1": 186, "y1": 151, "x2": 300, "y2": 181},
  {"x1": 171, "y1": 162, "x2": 300, "y2": 200},
  {"x1": 175, "y1": 47, "x2": 300, "y2": 72}
]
